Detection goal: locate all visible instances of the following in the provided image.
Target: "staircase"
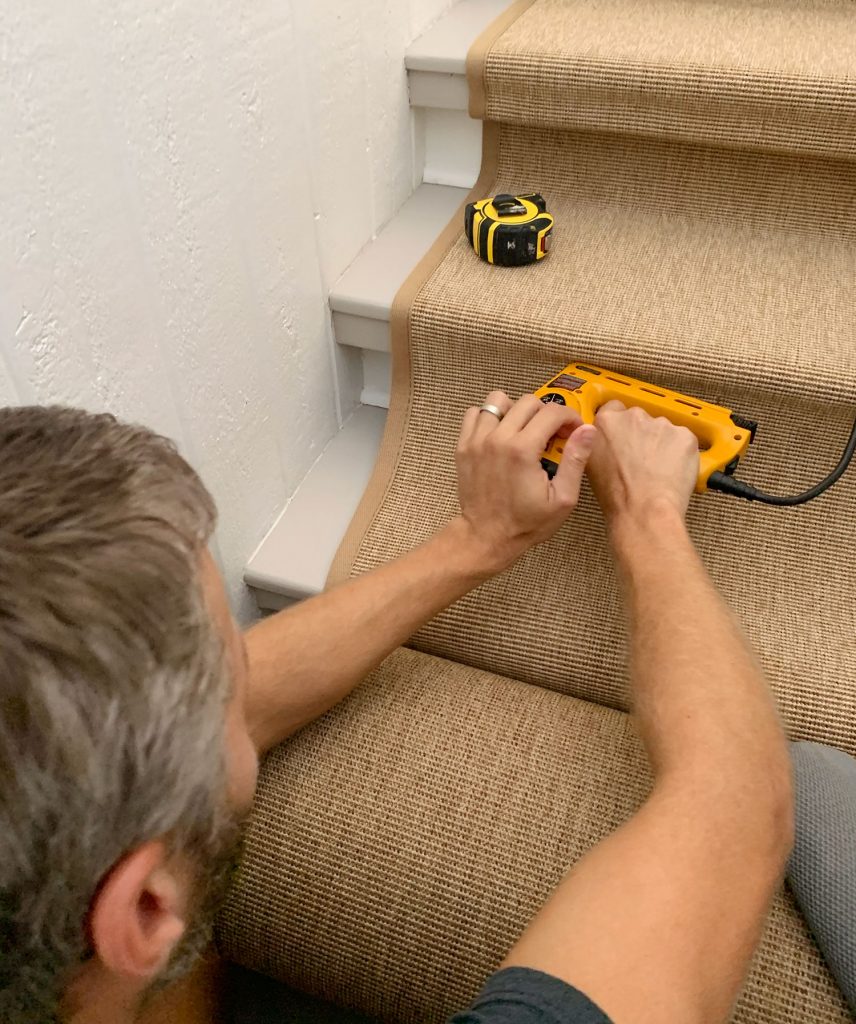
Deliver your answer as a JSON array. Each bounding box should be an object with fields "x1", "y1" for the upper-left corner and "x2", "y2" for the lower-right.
[
  {"x1": 244, "y1": 0, "x2": 856, "y2": 614},
  {"x1": 226, "y1": 2, "x2": 856, "y2": 1020}
]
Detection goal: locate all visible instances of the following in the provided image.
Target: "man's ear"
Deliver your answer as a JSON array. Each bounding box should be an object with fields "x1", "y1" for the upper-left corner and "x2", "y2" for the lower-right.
[{"x1": 89, "y1": 840, "x2": 188, "y2": 979}]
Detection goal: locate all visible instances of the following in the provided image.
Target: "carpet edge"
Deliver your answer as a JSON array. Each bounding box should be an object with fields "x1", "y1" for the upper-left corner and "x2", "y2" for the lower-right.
[
  {"x1": 467, "y1": 0, "x2": 539, "y2": 120},
  {"x1": 326, "y1": 124, "x2": 504, "y2": 588}
]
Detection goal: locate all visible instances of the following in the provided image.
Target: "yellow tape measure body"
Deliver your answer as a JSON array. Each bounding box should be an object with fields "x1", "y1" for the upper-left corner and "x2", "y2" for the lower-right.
[{"x1": 465, "y1": 193, "x2": 553, "y2": 266}]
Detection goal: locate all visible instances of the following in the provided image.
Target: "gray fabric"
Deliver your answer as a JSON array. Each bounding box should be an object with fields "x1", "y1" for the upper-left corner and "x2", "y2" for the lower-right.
[
  {"x1": 448, "y1": 968, "x2": 613, "y2": 1024},
  {"x1": 226, "y1": 965, "x2": 611, "y2": 1024},
  {"x1": 789, "y1": 741, "x2": 856, "y2": 1016}
]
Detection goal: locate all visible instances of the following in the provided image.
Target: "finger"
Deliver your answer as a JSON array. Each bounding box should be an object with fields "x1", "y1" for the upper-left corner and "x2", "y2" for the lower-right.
[
  {"x1": 474, "y1": 391, "x2": 513, "y2": 438},
  {"x1": 518, "y1": 402, "x2": 583, "y2": 453},
  {"x1": 595, "y1": 400, "x2": 626, "y2": 420},
  {"x1": 552, "y1": 424, "x2": 597, "y2": 506},
  {"x1": 493, "y1": 393, "x2": 545, "y2": 436},
  {"x1": 458, "y1": 407, "x2": 481, "y2": 447},
  {"x1": 551, "y1": 409, "x2": 585, "y2": 441}
]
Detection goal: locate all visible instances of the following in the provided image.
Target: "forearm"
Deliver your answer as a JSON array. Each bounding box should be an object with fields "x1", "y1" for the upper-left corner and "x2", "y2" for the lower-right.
[
  {"x1": 503, "y1": 502, "x2": 793, "y2": 1024},
  {"x1": 611, "y1": 501, "x2": 791, "y2": 814},
  {"x1": 244, "y1": 393, "x2": 596, "y2": 755},
  {"x1": 245, "y1": 516, "x2": 497, "y2": 753}
]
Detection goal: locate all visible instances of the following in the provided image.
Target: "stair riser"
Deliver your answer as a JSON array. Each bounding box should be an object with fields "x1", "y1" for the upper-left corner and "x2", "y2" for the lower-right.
[
  {"x1": 475, "y1": 0, "x2": 856, "y2": 161},
  {"x1": 350, "y1": 331, "x2": 856, "y2": 755},
  {"x1": 481, "y1": 60, "x2": 856, "y2": 161}
]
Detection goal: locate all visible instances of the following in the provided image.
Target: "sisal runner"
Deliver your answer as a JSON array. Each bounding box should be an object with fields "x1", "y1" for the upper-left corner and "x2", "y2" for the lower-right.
[
  {"x1": 330, "y1": 133, "x2": 856, "y2": 756},
  {"x1": 219, "y1": 649, "x2": 850, "y2": 1022}
]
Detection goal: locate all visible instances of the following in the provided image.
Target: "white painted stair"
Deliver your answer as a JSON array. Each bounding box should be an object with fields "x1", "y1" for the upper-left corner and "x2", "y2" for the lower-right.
[
  {"x1": 245, "y1": 0, "x2": 512, "y2": 609},
  {"x1": 331, "y1": 182, "x2": 468, "y2": 401},
  {"x1": 246, "y1": 405, "x2": 387, "y2": 611}
]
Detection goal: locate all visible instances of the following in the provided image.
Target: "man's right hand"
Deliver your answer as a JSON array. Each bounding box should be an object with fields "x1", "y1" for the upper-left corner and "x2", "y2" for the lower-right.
[{"x1": 586, "y1": 401, "x2": 699, "y2": 526}]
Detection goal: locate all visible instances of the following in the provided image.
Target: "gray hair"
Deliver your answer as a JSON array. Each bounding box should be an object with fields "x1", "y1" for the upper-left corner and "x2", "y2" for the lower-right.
[{"x1": 0, "y1": 406, "x2": 234, "y2": 1022}]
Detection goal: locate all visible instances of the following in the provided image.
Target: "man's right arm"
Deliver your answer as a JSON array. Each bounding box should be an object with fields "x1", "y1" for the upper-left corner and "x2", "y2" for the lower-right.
[{"x1": 498, "y1": 402, "x2": 793, "y2": 1024}]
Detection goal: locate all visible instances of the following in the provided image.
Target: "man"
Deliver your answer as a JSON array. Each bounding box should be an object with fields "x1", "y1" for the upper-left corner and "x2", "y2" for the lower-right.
[{"x1": 0, "y1": 393, "x2": 792, "y2": 1024}]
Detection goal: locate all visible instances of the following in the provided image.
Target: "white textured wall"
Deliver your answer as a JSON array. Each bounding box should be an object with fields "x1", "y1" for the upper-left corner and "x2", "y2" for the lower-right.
[{"x1": 0, "y1": 0, "x2": 453, "y2": 621}]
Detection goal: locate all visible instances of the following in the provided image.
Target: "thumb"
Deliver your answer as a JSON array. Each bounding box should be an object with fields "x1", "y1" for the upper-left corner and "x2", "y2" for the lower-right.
[{"x1": 552, "y1": 424, "x2": 597, "y2": 505}]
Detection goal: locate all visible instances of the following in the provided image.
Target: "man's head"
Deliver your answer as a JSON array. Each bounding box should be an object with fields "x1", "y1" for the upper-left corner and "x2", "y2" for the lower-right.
[{"x1": 0, "y1": 406, "x2": 258, "y2": 1022}]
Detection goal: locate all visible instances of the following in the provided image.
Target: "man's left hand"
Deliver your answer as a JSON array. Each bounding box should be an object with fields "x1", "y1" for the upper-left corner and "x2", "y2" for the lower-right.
[{"x1": 455, "y1": 391, "x2": 597, "y2": 574}]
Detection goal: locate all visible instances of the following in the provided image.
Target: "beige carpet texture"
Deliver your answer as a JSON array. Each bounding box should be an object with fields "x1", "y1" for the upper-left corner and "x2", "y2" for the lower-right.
[
  {"x1": 219, "y1": 2, "x2": 856, "y2": 1020},
  {"x1": 219, "y1": 650, "x2": 850, "y2": 1023},
  {"x1": 469, "y1": 0, "x2": 856, "y2": 159}
]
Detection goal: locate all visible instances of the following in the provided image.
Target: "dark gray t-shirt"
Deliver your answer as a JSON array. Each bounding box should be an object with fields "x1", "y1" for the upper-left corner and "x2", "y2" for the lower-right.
[
  {"x1": 449, "y1": 967, "x2": 613, "y2": 1024},
  {"x1": 227, "y1": 962, "x2": 613, "y2": 1024}
]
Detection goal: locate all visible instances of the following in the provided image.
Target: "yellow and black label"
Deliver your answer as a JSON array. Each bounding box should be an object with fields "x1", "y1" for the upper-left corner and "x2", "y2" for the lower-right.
[{"x1": 464, "y1": 193, "x2": 553, "y2": 267}]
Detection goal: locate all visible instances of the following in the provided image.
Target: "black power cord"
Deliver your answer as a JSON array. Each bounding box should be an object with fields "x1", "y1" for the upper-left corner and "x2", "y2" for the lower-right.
[{"x1": 708, "y1": 416, "x2": 856, "y2": 505}]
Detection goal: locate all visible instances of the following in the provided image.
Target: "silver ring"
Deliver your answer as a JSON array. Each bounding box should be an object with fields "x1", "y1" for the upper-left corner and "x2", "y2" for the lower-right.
[{"x1": 479, "y1": 403, "x2": 504, "y2": 421}]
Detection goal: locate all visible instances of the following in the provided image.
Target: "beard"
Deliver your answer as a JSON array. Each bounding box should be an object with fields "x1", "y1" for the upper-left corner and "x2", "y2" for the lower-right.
[
  {"x1": 147, "y1": 807, "x2": 247, "y2": 994},
  {"x1": 9, "y1": 810, "x2": 248, "y2": 1024}
]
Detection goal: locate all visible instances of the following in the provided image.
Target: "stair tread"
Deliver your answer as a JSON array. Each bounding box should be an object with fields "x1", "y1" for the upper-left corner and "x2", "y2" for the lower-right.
[
  {"x1": 498, "y1": 0, "x2": 856, "y2": 80},
  {"x1": 331, "y1": 183, "x2": 469, "y2": 324},
  {"x1": 426, "y1": 197, "x2": 856, "y2": 403},
  {"x1": 423, "y1": 125, "x2": 856, "y2": 404},
  {"x1": 245, "y1": 406, "x2": 386, "y2": 602},
  {"x1": 479, "y1": 0, "x2": 856, "y2": 157},
  {"x1": 223, "y1": 648, "x2": 850, "y2": 1021},
  {"x1": 406, "y1": 0, "x2": 514, "y2": 74}
]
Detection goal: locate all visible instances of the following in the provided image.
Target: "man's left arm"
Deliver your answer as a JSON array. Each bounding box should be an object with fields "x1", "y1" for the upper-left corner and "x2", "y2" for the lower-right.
[{"x1": 245, "y1": 392, "x2": 596, "y2": 754}]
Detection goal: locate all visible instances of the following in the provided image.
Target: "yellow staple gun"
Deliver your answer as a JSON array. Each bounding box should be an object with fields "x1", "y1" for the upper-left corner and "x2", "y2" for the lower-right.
[{"x1": 535, "y1": 362, "x2": 856, "y2": 505}]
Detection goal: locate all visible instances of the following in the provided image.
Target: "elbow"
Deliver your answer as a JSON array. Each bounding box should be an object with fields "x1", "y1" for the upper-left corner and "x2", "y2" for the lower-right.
[
  {"x1": 777, "y1": 754, "x2": 796, "y2": 843},
  {"x1": 663, "y1": 751, "x2": 795, "y2": 879},
  {"x1": 770, "y1": 764, "x2": 796, "y2": 865},
  {"x1": 743, "y1": 758, "x2": 795, "y2": 880}
]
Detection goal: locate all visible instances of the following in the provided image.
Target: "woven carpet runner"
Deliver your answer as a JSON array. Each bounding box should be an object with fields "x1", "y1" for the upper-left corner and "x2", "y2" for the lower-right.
[{"x1": 220, "y1": 3, "x2": 856, "y2": 1020}]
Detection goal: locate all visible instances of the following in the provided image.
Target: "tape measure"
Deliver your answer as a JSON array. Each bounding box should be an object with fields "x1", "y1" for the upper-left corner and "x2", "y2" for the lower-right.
[{"x1": 464, "y1": 193, "x2": 553, "y2": 267}]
